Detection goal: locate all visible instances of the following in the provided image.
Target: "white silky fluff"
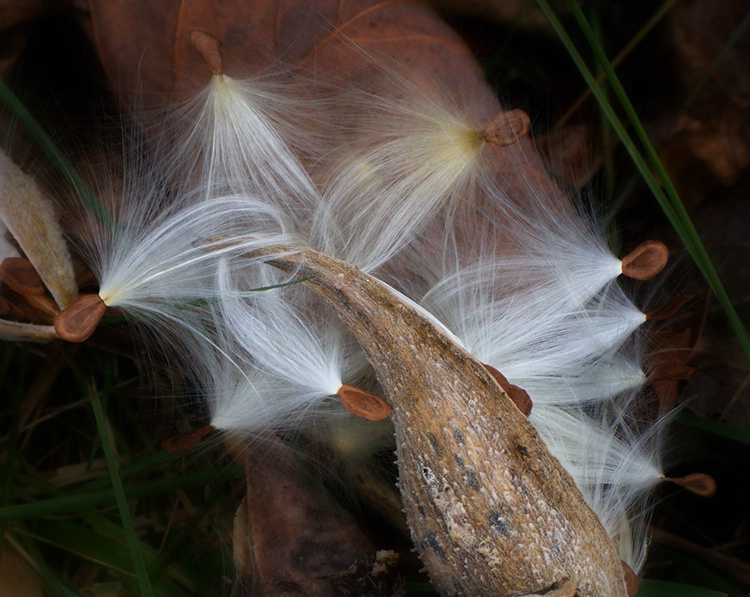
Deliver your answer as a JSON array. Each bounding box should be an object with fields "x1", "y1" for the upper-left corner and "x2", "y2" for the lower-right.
[
  {"x1": 398, "y1": 214, "x2": 665, "y2": 574},
  {"x1": 206, "y1": 260, "x2": 371, "y2": 434},
  {"x1": 72, "y1": 68, "x2": 331, "y2": 340},
  {"x1": 66, "y1": 49, "x2": 675, "y2": 579},
  {"x1": 167, "y1": 60, "x2": 670, "y2": 574},
  {"x1": 311, "y1": 108, "x2": 483, "y2": 271},
  {"x1": 166, "y1": 73, "x2": 322, "y2": 234}
]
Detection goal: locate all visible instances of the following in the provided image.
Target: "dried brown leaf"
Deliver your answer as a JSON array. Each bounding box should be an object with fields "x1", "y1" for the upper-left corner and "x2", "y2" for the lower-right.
[{"x1": 237, "y1": 433, "x2": 396, "y2": 596}]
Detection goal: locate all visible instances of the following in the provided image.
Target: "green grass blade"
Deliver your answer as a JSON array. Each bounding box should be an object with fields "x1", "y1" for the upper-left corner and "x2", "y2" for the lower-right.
[
  {"x1": 557, "y1": 0, "x2": 679, "y2": 128},
  {"x1": 0, "y1": 466, "x2": 243, "y2": 521},
  {"x1": 535, "y1": 0, "x2": 750, "y2": 366},
  {"x1": 89, "y1": 388, "x2": 155, "y2": 597}
]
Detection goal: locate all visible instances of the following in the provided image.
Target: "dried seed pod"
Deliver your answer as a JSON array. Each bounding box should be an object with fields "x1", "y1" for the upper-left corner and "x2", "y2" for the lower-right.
[
  {"x1": 0, "y1": 319, "x2": 57, "y2": 342},
  {"x1": 0, "y1": 149, "x2": 77, "y2": 309},
  {"x1": 0, "y1": 257, "x2": 45, "y2": 296},
  {"x1": 259, "y1": 246, "x2": 628, "y2": 596}
]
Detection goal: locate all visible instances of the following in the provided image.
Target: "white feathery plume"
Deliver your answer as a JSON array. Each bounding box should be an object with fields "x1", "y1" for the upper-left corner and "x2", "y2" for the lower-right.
[
  {"x1": 396, "y1": 211, "x2": 668, "y2": 573},
  {"x1": 533, "y1": 397, "x2": 668, "y2": 574},
  {"x1": 205, "y1": 259, "x2": 373, "y2": 435},
  {"x1": 42, "y1": 33, "x2": 690, "y2": 584},
  {"x1": 54, "y1": 138, "x2": 300, "y2": 344},
  {"x1": 309, "y1": 83, "x2": 488, "y2": 271},
  {"x1": 165, "y1": 31, "x2": 321, "y2": 231}
]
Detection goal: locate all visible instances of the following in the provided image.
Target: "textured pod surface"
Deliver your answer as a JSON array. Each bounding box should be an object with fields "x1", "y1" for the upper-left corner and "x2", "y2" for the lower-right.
[
  {"x1": 0, "y1": 149, "x2": 77, "y2": 310},
  {"x1": 261, "y1": 247, "x2": 628, "y2": 596}
]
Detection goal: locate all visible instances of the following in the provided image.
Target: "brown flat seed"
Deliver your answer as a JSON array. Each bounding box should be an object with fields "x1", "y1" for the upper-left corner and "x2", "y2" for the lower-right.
[
  {"x1": 646, "y1": 295, "x2": 695, "y2": 321},
  {"x1": 0, "y1": 257, "x2": 44, "y2": 296},
  {"x1": 483, "y1": 109, "x2": 531, "y2": 146},
  {"x1": 621, "y1": 240, "x2": 669, "y2": 280},
  {"x1": 484, "y1": 364, "x2": 533, "y2": 416},
  {"x1": 54, "y1": 294, "x2": 106, "y2": 343},
  {"x1": 649, "y1": 361, "x2": 695, "y2": 382},
  {"x1": 162, "y1": 424, "x2": 215, "y2": 453},
  {"x1": 665, "y1": 473, "x2": 717, "y2": 497},
  {"x1": 190, "y1": 30, "x2": 224, "y2": 75},
  {"x1": 621, "y1": 561, "x2": 639, "y2": 596},
  {"x1": 337, "y1": 385, "x2": 392, "y2": 421},
  {"x1": 0, "y1": 296, "x2": 9, "y2": 316}
]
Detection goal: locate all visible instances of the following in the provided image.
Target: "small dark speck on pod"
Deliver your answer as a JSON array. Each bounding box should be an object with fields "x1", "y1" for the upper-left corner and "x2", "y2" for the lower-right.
[
  {"x1": 423, "y1": 532, "x2": 447, "y2": 561},
  {"x1": 455, "y1": 454, "x2": 465, "y2": 467},
  {"x1": 453, "y1": 428, "x2": 465, "y2": 445},
  {"x1": 489, "y1": 511, "x2": 509, "y2": 535},
  {"x1": 428, "y1": 433, "x2": 442, "y2": 456},
  {"x1": 465, "y1": 469, "x2": 480, "y2": 489},
  {"x1": 516, "y1": 444, "x2": 529, "y2": 459}
]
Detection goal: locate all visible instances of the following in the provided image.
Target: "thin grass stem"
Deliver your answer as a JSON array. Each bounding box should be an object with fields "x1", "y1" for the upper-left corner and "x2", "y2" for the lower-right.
[
  {"x1": 89, "y1": 387, "x2": 154, "y2": 597},
  {"x1": 536, "y1": 0, "x2": 750, "y2": 366},
  {"x1": 0, "y1": 78, "x2": 109, "y2": 225}
]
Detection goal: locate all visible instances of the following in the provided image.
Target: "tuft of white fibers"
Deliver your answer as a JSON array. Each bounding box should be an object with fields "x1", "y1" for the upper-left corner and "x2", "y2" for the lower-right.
[
  {"x1": 205, "y1": 259, "x2": 372, "y2": 435},
  {"x1": 67, "y1": 135, "x2": 301, "y2": 342},
  {"x1": 408, "y1": 228, "x2": 644, "y2": 378},
  {"x1": 92, "y1": 197, "x2": 294, "y2": 310},
  {"x1": 396, "y1": 218, "x2": 667, "y2": 573},
  {"x1": 444, "y1": 187, "x2": 625, "y2": 313},
  {"x1": 309, "y1": 87, "x2": 487, "y2": 272},
  {"x1": 533, "y1": 398, "x2": 668, "y2": 574},
  {"x1": 165, "y1": 71, "x2": 322, "y2": 231}
]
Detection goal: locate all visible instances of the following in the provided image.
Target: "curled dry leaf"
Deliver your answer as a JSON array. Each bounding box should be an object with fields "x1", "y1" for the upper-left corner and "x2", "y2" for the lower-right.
[
  {"x1": 237, "y1": 432, "x2": 398, "y2": 596},
  {"x1": 257, "y1": 245, "x2": 628, "y2": 597}
]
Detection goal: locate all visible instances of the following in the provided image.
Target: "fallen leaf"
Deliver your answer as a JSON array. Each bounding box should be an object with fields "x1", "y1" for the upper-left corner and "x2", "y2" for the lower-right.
[{"x1": 237, "y1": 433, "x2": 397, "y2": 596}]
